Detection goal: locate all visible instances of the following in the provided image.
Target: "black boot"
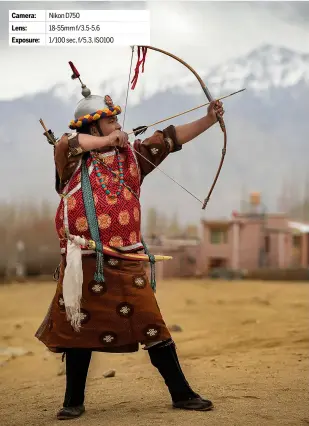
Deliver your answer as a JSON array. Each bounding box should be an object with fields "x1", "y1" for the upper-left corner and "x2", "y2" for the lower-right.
[
  {"x1": 57, "y1": 348, "x2": 92, "y2": 420},
  {"x1": 57, "y1": 405, "x2": 85, "y2": 420},
  {"x1": 148, "y1": 339, "x2": 213, "y2": 411}
]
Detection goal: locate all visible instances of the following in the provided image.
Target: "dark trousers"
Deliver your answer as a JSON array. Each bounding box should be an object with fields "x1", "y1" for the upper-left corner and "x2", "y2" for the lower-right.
[
  {"x1": 63, "y1": 348, "x2": 92, "y2": 407},
  {"x1": 63, "y1": 340, "x2": 198, "y2": 407}
]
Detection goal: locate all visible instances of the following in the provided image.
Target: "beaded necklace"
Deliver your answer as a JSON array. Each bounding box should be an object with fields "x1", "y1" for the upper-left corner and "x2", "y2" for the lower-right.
[
  {"x1": 92, "y1": 148, "x2": 124, "y2": 197},
  {"x1": 91, "y1": 149, "x2": 139, "y2": 200}
]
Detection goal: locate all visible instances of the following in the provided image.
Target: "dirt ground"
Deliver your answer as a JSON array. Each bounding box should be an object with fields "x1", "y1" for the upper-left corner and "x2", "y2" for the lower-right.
[{"x1": 0, "y1": 278, "x2": 308, "y2": 426}]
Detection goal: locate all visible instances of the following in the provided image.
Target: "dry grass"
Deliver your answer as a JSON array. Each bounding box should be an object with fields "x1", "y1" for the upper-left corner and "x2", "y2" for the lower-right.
[
  {"x1": 0, "y1": 201, "x2": 59, "y2": 276},
  {"x1": 0, "y1": 278, "x2": 308, "y2": 426}
]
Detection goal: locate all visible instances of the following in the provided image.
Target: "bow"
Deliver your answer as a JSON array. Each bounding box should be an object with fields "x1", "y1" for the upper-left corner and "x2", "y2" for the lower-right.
[{"x1": 123, "y1": 45, "x2": 227, "y2": 210}]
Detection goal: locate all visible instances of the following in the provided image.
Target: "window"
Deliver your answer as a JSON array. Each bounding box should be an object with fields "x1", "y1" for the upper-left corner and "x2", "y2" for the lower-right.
[
  {"x1": 210, "y1": 228, "x2": 228, "y2": 244},
  {"x1": 264, "y1": 235, "x2": 270, "y2": 253},
  {"x1": 293, "y1": 235, "x2": 301, "y2": 248}
]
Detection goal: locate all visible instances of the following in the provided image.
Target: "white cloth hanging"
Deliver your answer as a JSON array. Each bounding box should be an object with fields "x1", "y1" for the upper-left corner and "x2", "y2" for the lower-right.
[{"x1": 62, "y1": 235, "x2": 87, "y2": 332}]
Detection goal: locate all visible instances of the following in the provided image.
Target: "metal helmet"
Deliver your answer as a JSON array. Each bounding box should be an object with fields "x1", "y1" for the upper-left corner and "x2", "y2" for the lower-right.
[{"x1": 67, "y1": 61, "x2": 121, "y2": 130}]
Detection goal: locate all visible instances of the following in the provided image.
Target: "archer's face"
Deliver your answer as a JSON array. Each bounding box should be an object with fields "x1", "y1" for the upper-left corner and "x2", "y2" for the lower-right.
[{"x1": 98, "y1": 116, "x2": 121, "y2": 136}]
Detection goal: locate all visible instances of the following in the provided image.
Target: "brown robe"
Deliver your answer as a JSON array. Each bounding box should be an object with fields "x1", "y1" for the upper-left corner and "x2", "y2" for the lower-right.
[{"x1": 35, "y1": 126, "x2": 182, "y2": 353}]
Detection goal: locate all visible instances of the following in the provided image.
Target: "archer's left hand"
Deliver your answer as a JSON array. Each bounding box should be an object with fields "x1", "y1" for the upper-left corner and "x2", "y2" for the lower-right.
[{"x1": 207, "y1": 100, "x2": 225, "y2": 123}]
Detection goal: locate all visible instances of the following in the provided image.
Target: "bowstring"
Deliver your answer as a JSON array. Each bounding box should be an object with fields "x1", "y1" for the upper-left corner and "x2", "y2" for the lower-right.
[
  {"x1": 130, "y1": 145, "x2": 203, "y2": 205},
  {"x1": 122, "y1": 45, "x2": 134, "y2": 130},
  {"x1": 122, "y1": 45, "x2": 203, "y2": 206}
]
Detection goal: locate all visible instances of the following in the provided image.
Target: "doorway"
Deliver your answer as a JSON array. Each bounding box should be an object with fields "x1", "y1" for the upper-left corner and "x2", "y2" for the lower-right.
[{"x1": 208, "y1": 257, "x2": 227, "y2": 269}]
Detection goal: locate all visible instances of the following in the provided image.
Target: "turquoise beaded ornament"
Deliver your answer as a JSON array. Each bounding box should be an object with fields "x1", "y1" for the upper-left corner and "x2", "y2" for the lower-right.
[{"x1": 92, "y1": 149, "x2": 124, "y2": 197}]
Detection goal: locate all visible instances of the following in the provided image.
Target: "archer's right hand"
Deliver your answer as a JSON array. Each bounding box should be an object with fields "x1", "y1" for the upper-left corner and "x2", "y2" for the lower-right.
[{"x1": 108, "y1": 130, "x2": 129, "y2": 148}]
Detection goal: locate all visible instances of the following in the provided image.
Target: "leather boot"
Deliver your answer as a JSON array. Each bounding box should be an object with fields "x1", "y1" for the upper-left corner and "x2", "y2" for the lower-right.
[
  {"x1": 57, "y1": 405, "x2": 85, "y2": 420},
  {"x1": 57, "y1": 348, "x2": 92, "y2": 420},
  {"x1": 148, "y1": 339, "x2": 213, "y2": 411}
]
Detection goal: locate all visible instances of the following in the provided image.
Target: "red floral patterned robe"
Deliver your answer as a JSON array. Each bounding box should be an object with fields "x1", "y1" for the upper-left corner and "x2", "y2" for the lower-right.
[{"x1": 36, "y1": 125, "x2": 181, "y2": 353}]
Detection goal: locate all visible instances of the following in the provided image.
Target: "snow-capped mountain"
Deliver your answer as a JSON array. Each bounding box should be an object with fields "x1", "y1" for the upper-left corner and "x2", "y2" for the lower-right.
[
  {"x1": 52, "y1": 44, "x2": 309, "y2": 107},
  {"x1": 207, "y1": 44, "x2": 309, "y2": 93},
  {"x1": 0, "y1": 44, "x2": 308, "y2": 223}
]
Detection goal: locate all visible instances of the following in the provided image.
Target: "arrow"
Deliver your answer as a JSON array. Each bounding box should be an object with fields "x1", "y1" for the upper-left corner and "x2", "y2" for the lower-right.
[{"x1": 129, "y1": 88, "x2": 245, "y2": 136}]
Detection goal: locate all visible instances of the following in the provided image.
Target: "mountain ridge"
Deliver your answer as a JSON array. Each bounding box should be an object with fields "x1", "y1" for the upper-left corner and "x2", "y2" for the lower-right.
[{"x1": 0, "y1": 43, "x2": 308, "y2": 224}]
